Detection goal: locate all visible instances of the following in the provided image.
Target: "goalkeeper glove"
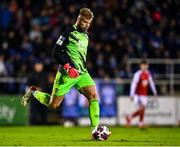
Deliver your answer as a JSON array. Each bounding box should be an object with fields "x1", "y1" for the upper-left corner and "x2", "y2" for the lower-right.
[{"x1": 63, "y1": 63, "x2": 79, "y2": 78}]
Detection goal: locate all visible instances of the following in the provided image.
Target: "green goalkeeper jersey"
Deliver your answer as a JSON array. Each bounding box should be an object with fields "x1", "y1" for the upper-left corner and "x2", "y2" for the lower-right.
[{"x1": 61, "y1": 25, "x2": 89, "y2": 74}]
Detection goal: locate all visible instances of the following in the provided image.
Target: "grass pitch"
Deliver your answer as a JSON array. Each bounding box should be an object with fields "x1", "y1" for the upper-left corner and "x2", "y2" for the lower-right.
[{"x1": 0, "y1": 126, "x2": 180, "y2": 146}]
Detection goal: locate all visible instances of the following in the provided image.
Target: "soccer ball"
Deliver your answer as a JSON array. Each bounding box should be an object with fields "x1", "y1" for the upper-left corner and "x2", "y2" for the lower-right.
[{"x1": 92, "y1": 126, "x2": 111, "y2": 141}]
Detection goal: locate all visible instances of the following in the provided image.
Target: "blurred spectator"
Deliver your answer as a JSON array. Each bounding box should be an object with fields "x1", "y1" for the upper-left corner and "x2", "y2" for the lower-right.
[{"x1": 27, "y1": 61, "x2": 52, "y2": 125}]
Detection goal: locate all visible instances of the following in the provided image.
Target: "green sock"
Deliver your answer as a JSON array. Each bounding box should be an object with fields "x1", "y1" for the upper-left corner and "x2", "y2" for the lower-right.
[
  {"x1": 33, "y1": 91, "x2": 51, "y2": 107},
  {"x1": 89, "y1": 99, "x2": 100, "y2": 129}
]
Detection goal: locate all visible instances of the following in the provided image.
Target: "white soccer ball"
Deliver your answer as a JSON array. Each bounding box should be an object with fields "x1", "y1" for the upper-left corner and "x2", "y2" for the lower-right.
[{"x1": 92, "y1": 126, "x2": 111, "y2": 141}]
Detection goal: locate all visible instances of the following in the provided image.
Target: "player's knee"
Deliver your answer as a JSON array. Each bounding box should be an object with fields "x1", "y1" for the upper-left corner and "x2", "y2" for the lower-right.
[
  {"x1": 49, "y1": 102, "x2": 59, "y2": 109},
  {"x1": 88, "y1": 92, "x2": 98, "y2": 100}
]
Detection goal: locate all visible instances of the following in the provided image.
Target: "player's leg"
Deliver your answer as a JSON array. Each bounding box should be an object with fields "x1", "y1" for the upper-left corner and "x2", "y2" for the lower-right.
[
  {"x1": 21, "y1": 86, "x2": 52, "y2": 107},
  {"x1": 80, "y1": 85, "x2": 111, "y2": 139},
  {"x1": 126, "y1": 95, "x2": 143, "y2": 127},
  {"x1": 21, "y1": 86, "x2": 65, "y2": 108},
  {"x1": 21, "y1": 86, "x2": 38, "y2": 106},
  {"x1": 21, "y1": 70, "x2": 77, "y2": 108},
  {"x1": 21, "y1": 71, "x2": 61, "y2": 107},
  {"x1": 32, "y1": 71, "x2": 68, "y2": 108},
  {"x1": 48, "y1": 94, "x2": 64, "y2": 109},
  {"x1": 31, "y1": 89, "x2": 51, "y2": 107},
  {"x1": 80, "y1": 85, "x2": 99, "y2": 129},
  {"x1": 138, "y1": 96, "x2": 148, "y2": 128},
  {"x1": 76, "y1": 73, "x2": 111, "y2": 139},
  {"x1": 139, "y1": 105, "x2": 145, "y2": 127},
  {"x1": 75, "y1": 73, "x2": 99, "y2": 130}
]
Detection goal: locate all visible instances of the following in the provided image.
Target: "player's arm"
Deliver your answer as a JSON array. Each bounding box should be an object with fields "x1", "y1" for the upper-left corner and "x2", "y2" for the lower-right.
[
  {"x1": 52, "y1": 30, "x2": 79, "y2": 78},
  {"x1": 130, "y1": 72, "x2": 140, "y2": 99},
  {"x1": 52, "y1": 35, "x2": 72, "y2": 66},
  {"x1": 149, "y1": 74, "x2": 157, "y2": 96}
]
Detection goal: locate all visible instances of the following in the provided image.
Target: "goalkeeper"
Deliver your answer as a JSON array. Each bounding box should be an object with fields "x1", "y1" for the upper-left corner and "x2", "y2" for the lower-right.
[{"x1": 21, "y1": 8, "x2": 99, "y2": 134}]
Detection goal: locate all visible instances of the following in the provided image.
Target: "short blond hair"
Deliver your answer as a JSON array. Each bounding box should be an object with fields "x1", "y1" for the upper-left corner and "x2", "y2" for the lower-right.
[{"x1": 79, "y1": 8, "x2": 94, "y2": 19}]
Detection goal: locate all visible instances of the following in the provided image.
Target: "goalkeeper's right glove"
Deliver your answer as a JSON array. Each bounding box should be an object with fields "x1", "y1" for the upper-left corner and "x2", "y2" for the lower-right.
[{"x1": 63, "y1": 63, "x2": 79, "y2": 78}]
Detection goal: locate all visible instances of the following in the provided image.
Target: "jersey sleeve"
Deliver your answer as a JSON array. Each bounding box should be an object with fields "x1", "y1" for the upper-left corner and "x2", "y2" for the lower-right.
[
  {"x1": 130, "y1": 71, "x2": 140, "y2": 97},
  {"x1": 52, "y1": 27, "x2": 75, "y2": 67},
  {"x1": 148, "y1": 73, "x2": 157, "y2": 95}
]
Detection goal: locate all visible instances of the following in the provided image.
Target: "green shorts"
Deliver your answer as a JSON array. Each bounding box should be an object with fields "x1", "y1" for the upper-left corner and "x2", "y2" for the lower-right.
[{"x1": 52, "y1": 71, "x2": 95, "y2": 96}]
